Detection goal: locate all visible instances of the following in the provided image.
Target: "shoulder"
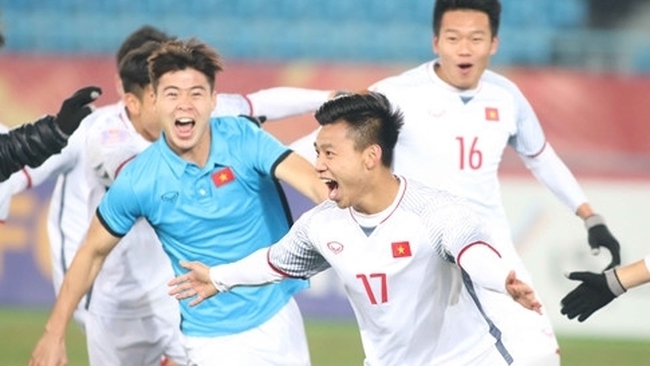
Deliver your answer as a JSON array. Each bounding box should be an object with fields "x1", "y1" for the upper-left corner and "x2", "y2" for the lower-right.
[
  {"x1": 401, "y1": 178, "x2": 470, "y2": 214},
  {"x1": 85, "y1": 103, "x2": 123, "y2": 129},
  {"x1": 211, "y1": 115, "x2": 259, "y2": 135},
  {"x1": 370, "y1": 62, "x2": 431, "y2": 91},
  {"x1": 481, "y1": 70, "x2": 528, "y2": 100}
]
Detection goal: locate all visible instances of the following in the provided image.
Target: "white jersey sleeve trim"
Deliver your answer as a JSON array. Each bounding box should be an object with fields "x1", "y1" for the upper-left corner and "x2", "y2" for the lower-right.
[
  {"x1": 519, "y1": 143, "x2": 587, "y2": 213},
  {"x1": 246, "y1": 87, "x2": 330, "y2": 121},
  {"x1": 209, "y1": 248, "x2": 284, "y2": 291},
  {"x1": 644, "y1": 255, "x2": 650, "y2": 273},
  {"x1": 457, "y1": 241, "x2": 511, "y2": 293}
]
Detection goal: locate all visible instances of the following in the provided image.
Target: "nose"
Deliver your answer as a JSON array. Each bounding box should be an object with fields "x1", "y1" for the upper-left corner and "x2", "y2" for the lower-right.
[
  {"x1": 458, "y1": 38, "x2": 472, "y2": 55},
  {"x1": 315, "y1": 155, "x2": 326, "y2": 174},
  {"x1": 176, "y1": 93, "x2": 194, "y2": 109}
]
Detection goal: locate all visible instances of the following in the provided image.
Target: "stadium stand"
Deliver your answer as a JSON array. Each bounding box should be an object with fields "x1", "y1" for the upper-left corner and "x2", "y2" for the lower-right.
[{"x1": 0, "y1": 0, "x2": 648, "y2": 71}]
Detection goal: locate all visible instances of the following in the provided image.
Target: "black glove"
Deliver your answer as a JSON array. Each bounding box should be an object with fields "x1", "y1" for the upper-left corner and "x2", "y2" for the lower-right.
[
  {"x1": 585, "y1": 214, "x2": 621, "y2": 270},
  {"x1": 560, "y1": 269, "x2": 626, "y2": 322},
  {"x1": 55, "y1": 86, "x2": 102, "y2": 135},
  {"x1": 238, "y1": 115, "x2": 267, "y2": 128}
]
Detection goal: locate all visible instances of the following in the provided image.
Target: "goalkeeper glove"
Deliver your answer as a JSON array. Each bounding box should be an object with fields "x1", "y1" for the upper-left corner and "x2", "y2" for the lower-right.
[
  {"x1": 560, "y1": 269, "x2": 626, "y2": 322},
  {"x1": 585, "y1": 214, "x2": 621, "y2": 270},
  {"x1": 55, "y1": 86, "x2": 102, "y2": 135}
]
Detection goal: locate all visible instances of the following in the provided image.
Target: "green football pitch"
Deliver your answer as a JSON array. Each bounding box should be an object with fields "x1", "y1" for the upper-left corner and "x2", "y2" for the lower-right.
[{"x1": 2, "y1": 307, "x2": 650, "y2": 365}]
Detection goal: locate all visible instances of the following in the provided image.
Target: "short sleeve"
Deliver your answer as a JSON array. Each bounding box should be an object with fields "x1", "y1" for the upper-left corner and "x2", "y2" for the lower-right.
[{"x1": 96, "y1": 167, "x2": 141, "y2": 237}]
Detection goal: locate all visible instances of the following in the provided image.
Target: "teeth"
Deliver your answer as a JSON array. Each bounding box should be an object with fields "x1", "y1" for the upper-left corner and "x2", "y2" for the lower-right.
[{"x1": 177, "y1": 118, "x2": 193, "y2": 123}]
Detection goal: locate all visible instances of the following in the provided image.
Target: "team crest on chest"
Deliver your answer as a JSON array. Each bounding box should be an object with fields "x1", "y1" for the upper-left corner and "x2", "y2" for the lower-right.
[
  {"x1": 212, "y1": 167, "x2": 235, "y2": 187},
  {"x1": 484, "y1": 107, "x2": 500, "y2": 122},
  {"x1": 391, "y1": 241, "x2": 412, "y2": 258},
  {"x1": 327, "y1": 241, "x2": 344, "y2": 254}
]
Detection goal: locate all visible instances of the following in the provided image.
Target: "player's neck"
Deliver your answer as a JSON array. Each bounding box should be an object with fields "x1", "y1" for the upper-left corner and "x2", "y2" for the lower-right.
[{"x1": 355, "y1": 172, "x2": 400, "y2": 215}]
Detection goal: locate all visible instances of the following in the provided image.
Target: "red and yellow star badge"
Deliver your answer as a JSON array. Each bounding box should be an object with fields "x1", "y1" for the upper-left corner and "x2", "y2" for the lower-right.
[
  {"x1": 391, "y1": 241, "x2": 412, "y2": 258},
  {"x1": 485, "y1": 107, "x2": 499, "y2": 122},
  {"x1": 212, "y1": 167, "x2": 235, "y2": 187}
]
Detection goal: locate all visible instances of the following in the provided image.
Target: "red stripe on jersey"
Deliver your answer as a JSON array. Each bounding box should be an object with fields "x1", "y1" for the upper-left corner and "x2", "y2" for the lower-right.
[
  {"x1": 266, "y1": 250, "x2": 292, "y2": 278},
  {"x1": 21, "y1": 168, "x2": 32, "y2": 189},
  {"x1": 456, "y1": 241, "x2": 501, "y2": 270},
  {"x1": 529, "y1": 141, "x2": 548, "y2": 158},
  {"x1": 114, "y1": 155, "x2": 137, "y2": 179},
  {"x1": 243, "y1": 93, "x2": 254, "y2": 116}
]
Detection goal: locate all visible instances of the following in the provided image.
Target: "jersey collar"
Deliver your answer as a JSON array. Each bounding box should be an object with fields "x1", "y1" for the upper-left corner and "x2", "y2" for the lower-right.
[{"x1": 428, "y1": 60, "x2": 482, "y2": 99}]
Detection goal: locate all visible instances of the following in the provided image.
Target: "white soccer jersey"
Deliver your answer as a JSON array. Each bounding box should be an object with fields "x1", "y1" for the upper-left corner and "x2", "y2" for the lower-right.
[
  {"x1": 215, "y1": 177, "x2": 517, "y2": 366},
  {"x1": 83, "y1": 103, "x2": 178, "y2": 318},
  {"x1": 370, "y1": 61, "x2": 545, "y2": 233},
  {"x1": 370, "y1": 61, "x2": 561, "y2": 364}
]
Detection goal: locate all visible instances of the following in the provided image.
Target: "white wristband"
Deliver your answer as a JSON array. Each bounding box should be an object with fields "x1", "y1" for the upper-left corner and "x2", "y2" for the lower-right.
[
  {"x1": 605, "y1": 269, "x2": 626, "y2": 297},
  {"x1": 584, "y1": 214, "x2": 605, "y2": 229}
]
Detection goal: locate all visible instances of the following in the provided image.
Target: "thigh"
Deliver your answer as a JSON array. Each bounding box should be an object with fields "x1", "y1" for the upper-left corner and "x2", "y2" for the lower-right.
[{"x1": 183, "y1": 298, "x2": 310, "y2": 366}]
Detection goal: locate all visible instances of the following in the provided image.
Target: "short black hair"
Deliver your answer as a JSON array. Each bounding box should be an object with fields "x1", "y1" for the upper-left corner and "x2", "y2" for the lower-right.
[
  {"x1": 148, "y1": 38, "x2": 224, "y2": 92},
  {"x1": 315, "y1": 92, "x2": 403, "y2": 167},
  {"x1": 432, "y1": 0, "x2": 501, "y2": 37},
  {"x1": 119, "y1": 41, "x2": 161, "y2": 98},
  {"x1": 116, "y1": 25, "x2": 172, "y2": 66}
]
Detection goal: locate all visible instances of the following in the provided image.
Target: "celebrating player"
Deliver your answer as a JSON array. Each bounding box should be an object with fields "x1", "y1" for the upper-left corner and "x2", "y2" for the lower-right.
[
  {"x1": 28, "y1": 38, "x2": 328, "y2": 366},
  {"x1": 170, "y1": 91, "x2": 542, "y2": 365},
  {"x1": 284, "y1": 1, "x2": 621, "y2": 363}
]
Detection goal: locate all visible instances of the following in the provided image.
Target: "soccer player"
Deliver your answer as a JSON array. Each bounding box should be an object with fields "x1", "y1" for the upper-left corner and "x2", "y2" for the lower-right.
[
  {"x1": 0, "y1": 86, "x2": 101, "y2": 182},
  {"x1": 561, "y1": 254, "x2": 650, "y2": 322},
  {"x1": 284, "y1": 1, "x2": 620, "y2": 364},
  {"x1": 0, "y1": 26, "x2": 331, "y2": 365},
  {"x1": 169, "y1": 91, "x2": 542, "y2": 365},
  {"x1": 29, "y1": 38, "x2": 328, "y2": 366},
  {"x1": 372, "y1": 1, "x2": 620, "y2": 363}
]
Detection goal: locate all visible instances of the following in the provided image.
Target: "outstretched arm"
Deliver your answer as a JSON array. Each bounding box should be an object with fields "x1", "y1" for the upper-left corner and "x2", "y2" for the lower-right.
[
  {"x1": 458, "y1": 243, "x2": 542, "y2": 314},
  {"x1": 247, "y1": 87, "x2": 332, "y2": 121},
  {"x1": 29, "y1": 214, "x2": 120, "y2": 366},
  {"x1": 0, "y1": 86, "x2": 101, "y2": 182},
  {"x1": 169, "y1": 248, "x2": 284, "y2": 307},
  {"x1": 561, "y1": 255, "x2": 650, "y2": 322},
  {"x1": 521, "y1": 144, "x2": 620, "y2": 270}
]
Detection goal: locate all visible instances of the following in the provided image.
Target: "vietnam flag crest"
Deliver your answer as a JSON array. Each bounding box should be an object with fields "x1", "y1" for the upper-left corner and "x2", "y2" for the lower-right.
[
  {"x1": 391, "y1": 241, "x2": 412, "y2": 258},
  {"x1": 212, "y1": 167, "x2": 235, "y2": 187},
  {"x1": 485, "y1": 107, "x2": 499, "y2": 121}
]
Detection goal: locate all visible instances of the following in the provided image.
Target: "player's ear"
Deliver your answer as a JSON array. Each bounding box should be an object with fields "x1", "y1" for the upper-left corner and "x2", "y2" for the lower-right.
[
  {"x1": 123, "y1": 92, "x2": 141, "y2": 116},
  {"x1": 364, "y1": 144, "x2": 382, "y2": 169},
  {"x1": 490, "y1": 36, "x2": 499, "y2": 55}
]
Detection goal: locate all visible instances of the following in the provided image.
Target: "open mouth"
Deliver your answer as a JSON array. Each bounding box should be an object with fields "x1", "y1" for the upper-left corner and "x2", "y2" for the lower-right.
[
  {"x1": 322, "y1": 178, "x2": 339, "y2": 200},
  {"x1": 175, "y1": 117, "x2": 195, "y2": 136},
  {"x1": 458, "y1": 63, "x2": 473, "y2": 73}
]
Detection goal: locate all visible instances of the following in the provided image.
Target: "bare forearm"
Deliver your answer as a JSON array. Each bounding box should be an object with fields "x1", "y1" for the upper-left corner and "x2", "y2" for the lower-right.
[
  {"x1": 44, "y1": 244, "x2": 106, "y2": 337},
  {"x1": 616, "y1": 257, "x2": 650, "y2": 290}
]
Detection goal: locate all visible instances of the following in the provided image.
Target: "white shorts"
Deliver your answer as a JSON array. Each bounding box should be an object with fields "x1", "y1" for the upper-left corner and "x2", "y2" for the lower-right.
[
  {"x1": 85, "y1": 312, "x2": 186, "y2": 366},
  {"x1": 182, "y1": 298, "x2": 310, "y2": 366},
  {"x1": 478, "y1": 264, "x2": 560, "y2": 366}
]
